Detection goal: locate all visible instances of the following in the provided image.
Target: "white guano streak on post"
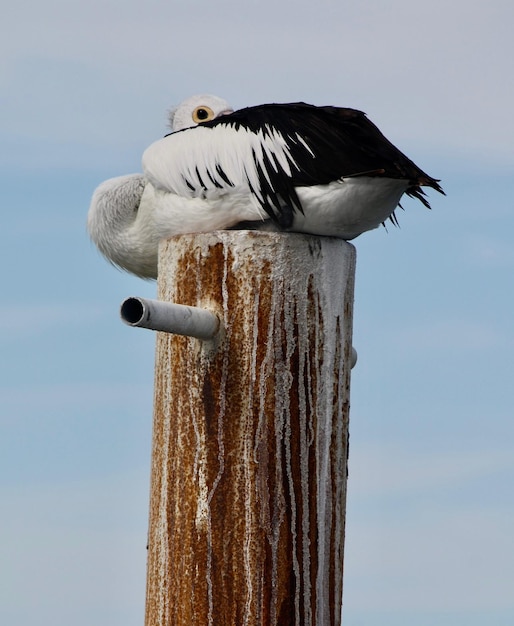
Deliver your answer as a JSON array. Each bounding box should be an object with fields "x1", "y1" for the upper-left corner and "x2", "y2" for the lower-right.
[
  {"x1": 317, "y1": 241, "x2": 353, "y2": 626},
  {"x1": 153, "y1": 338, "x2": 172, "y2": 626},
  {"x1": 205, "y1": 242, "x2": 231, "y2": 626},
  {"x1": 241, "y1": 251, "x2": 260, "y2": 626},
  {"x1": 278, "y1": 278, "x2": 301, "y2": 624},
  {"x1": 224, "y1": 240, "x2": 258, "y2": 626},
  {"x1": 296, "y1": 277, "x2": 314, "y2": 626},
  {"x1": 242, "y1": 286, "x2": 261, "y2": 626},
  {"x1": 257, "y1": 285, "x2": 283, "y2": 624}
]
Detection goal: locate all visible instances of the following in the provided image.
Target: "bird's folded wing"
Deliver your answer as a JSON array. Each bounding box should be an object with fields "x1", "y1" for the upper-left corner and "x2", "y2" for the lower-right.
[{"x1": 142, "y1": 103, "x2": 442, "y2": 224}]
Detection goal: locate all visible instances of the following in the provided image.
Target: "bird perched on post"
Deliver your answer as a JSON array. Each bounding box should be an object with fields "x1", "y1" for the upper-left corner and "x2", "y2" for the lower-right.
[{"x1": 88, "y1": 94, "x2": 444, "y2": 279}]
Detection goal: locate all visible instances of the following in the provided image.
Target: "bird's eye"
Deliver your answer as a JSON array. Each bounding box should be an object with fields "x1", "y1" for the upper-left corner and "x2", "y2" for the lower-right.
[{"x1": 192, "y1": 106, "x2": 215, "y2": 124}]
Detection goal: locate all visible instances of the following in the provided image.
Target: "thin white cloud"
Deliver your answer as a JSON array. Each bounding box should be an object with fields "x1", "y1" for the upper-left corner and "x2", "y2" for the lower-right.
[
  {"x1": 460, "y1": 233, "x2": 514, "y2": 268},
  {"x1": 391, "y1": 318, "x2": 505, "y2": 352},
  {"x1": 347, "y1": 442, "x2": 514, "y2": 497},
  {"x1": 0, "y1": 381, "x2": 153, "y2": 419},
  {"x1": 0, "y1": 303, "x2": 107, "y2": 339},
  {"x1": 344, "y1": 506, "x2": 514, "y2": 611},
  {"x1": 345, "y1": 441, "x2": 514, "y2": 612},
  {"x1": 3, "y1": 0, "x2": 514, "y2": 167},
  {"x1": 1, "y1": 471, "x2": 149, "y2": 625}
]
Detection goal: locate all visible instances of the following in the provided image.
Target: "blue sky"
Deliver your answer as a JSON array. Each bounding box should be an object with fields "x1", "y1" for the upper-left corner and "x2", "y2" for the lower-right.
[{"x1": 2, "y1": 1, "x2": 513, "y2": 624}]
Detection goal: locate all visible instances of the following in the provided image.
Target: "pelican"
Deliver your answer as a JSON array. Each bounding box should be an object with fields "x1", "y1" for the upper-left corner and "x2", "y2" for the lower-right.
[{"x1": 88, "y1": 94, "x2": 443, "y2": 278}]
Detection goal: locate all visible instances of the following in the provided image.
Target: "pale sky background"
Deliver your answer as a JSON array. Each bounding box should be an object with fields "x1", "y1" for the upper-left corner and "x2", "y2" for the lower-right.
[{"x1": 1, "y1": 1, "x2": 513, "y2": 625}]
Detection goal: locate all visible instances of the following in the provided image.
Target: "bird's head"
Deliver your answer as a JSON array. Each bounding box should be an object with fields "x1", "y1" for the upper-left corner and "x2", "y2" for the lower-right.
[{"x1": 168, "y1": 94, "x2": 234, "y2": 132}]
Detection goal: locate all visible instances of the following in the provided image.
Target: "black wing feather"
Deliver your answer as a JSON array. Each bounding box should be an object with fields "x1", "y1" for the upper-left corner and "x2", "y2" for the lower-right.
[{"x1": 201, "y1": 102, "x2": 445, "y2": 223}]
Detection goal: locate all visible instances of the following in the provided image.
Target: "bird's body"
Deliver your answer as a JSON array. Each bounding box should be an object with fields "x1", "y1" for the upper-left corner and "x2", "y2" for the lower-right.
[
  {"x1": 89, "y1": 171, "x2": 261, "y2": 277},
  {"x1": 88, "y1": 95, "x2": 444, "y2": 278}
]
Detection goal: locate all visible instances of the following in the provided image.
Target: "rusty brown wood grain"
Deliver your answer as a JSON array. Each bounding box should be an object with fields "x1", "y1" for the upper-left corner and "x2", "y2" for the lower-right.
[{"x1": 145, "y1": 231, "x2": 356, "y2": 626}]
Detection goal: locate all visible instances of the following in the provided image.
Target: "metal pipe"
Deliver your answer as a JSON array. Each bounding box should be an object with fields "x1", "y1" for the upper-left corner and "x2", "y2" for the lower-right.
[
  {"x1": 351, "y1": 346, "x2": 358, "y2": 368},
  {"x1": 120, "y1": 296, "x2": 220, "y2": 340}
]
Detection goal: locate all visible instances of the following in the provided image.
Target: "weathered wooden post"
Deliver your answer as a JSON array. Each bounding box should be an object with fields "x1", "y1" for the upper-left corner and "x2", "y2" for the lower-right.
[{"x1": 143, "y1": 230, "x2": 356, "y2": 626}]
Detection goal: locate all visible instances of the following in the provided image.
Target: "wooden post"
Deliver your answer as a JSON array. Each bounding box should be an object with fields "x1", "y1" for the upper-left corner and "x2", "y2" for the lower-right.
[{"x1": 144, "y1": 231, "x2": 356, "y2": 626}]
